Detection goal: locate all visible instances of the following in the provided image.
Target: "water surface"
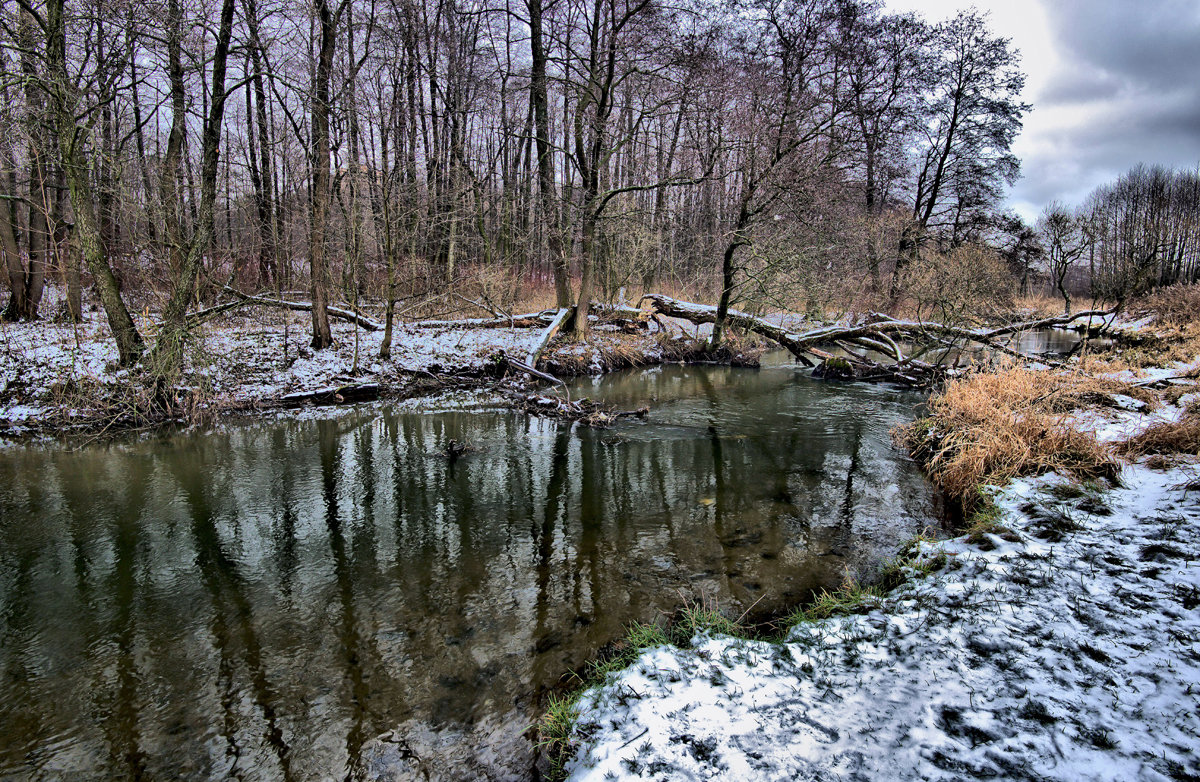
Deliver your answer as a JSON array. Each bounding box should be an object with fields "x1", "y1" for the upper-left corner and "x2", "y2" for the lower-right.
[{"x1": 0, "y1": 363, "x2": 941, "y2": 780}]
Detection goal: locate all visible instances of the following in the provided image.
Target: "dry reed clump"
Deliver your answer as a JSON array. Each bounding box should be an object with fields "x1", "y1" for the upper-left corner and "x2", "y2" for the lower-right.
[
  {"x1": 896, "y1": 368, "x2": 1129, "y2": 511},
  {"x1": 1130, "y1": 283, "x2": 1200, "y2": 328},
  {"x1": 1009, "y1": 293, "x2": 1088, "y2": 320},
  {"x1": 1081, "y1": 283, "x2": 1200, "y2": 371},
  {"x1": 1117, "y1": 410, "x2": 1200, "y2": 457}
]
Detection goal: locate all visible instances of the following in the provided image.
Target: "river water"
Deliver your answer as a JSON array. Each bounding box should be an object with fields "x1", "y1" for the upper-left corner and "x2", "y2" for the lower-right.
[{"x1": 0, "y1": 360, "x2": 945, "y2": 780}]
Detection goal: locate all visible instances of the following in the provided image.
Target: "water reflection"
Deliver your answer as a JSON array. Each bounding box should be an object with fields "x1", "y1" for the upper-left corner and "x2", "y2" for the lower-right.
[{"x1": 0, "y1": 364, "x2": 939, "y2": 779}]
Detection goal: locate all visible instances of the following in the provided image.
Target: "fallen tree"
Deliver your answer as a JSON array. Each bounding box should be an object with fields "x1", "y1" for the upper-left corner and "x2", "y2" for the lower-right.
[
  {"x1": 187, "y1": 286, "x2": 386, "y2": 331},
  {"x1": 640, "y1": 294, "x2": 1116, "y2": 387},
  {"x1": 406, "y1": 312, "x2": 555, "y2": 329}
]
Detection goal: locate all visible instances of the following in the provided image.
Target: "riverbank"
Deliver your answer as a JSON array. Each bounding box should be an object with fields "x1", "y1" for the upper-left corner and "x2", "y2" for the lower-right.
[
  {"x1": 562, "y1": 457, "x2": 1200, "y2": 780},
  {"x1": 0, "y1": 304, "x2": 712, "y2": 437},
  {"x1": 553, "y1": 311, "x2": 1200, "y2": 780}
]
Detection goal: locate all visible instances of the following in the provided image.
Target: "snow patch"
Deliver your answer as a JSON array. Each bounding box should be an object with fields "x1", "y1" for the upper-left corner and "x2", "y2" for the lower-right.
[{"x1": 566, "y1": 465, "x2": 1200, "y2": 781}]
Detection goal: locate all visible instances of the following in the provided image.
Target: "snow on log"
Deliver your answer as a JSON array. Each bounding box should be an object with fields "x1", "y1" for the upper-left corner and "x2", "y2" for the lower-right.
[
  {"x1": 504, "y1": 356, "x2": 565, "y2": 386},
  {"x1": 526, "y1": 308, "x2": 573, "y2": 367}
]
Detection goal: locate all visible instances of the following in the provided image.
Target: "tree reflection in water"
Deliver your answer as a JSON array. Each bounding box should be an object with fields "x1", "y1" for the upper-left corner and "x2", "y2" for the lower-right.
[{"x1": 0, "y1": 363, "x2": 941, "y2": 779}]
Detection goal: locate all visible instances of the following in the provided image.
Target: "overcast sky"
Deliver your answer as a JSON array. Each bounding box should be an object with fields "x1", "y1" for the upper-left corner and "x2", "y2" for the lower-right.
[{"x1": 885, "y1": 0, "x2": 1200, "y2": 223}]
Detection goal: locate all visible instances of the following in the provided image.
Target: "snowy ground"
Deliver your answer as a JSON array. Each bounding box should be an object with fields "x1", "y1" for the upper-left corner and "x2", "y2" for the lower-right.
[
  {"x1": 0, "y1": 297, "x2": 710, "y2": 430},
  {"x1": 0, "y1": 307, "x2": 555, "y2": 426},
  {"x1": 565, "y1": 460, "x2": 1200, "y2": 781}
]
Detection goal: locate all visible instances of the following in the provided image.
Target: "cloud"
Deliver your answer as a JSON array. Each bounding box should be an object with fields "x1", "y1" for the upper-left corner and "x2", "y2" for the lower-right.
[
  {"x1": 1007, "y1": 0, "x2": 1200, "y2": 219},
  {"x1": 1042, "y1": 0, "x2": 1200, "y2": 92}
]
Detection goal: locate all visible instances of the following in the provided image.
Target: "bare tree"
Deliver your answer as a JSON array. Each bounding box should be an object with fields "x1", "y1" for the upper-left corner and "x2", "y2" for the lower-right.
[
  {"x1": 893, "y1": 9, "x2": 1028, "y2": 301},
  {"x1": 1038, "y1": 201, "x2": 1086, "y2": 315}
]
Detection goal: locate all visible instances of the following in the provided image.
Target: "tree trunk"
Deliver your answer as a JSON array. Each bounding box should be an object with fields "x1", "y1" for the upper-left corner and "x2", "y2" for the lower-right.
[
  {"x1": 309, "y1": 0, "x2": 337, "y2": 350},
  {"x1": 46, "y1": 0, "x2": 143, "y2": 363},
  {"x1": 154, "y1": 0, "x2": 237, "y2": 381},
  {"x1": 528, "y1": 0, "x2": 570, "y2": 308}
]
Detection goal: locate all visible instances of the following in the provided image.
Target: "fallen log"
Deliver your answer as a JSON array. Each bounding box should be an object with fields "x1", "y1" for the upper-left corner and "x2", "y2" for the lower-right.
[
  {"x1": 405, "y1": 312, "x2": 554, "y2": 329},
  {"x1": 221, "y1": 286, "x2": 384, "y2": 331},
  {"x1": 504, "y1": 356, "x2": 565, "y2": 386},
  {"x1": 278, "y1": 383, "x2": 381, "y2": 407},
  {"x1": 526, "y1": 308, "x2": 573, "y2": 366},
  {"x1": 640, "y1": 293, "x2": 1116, "y2": 387}
]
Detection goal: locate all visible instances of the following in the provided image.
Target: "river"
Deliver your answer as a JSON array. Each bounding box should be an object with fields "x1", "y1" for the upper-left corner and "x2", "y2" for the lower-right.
[{"x1": 0, "y1": 359, "x2": 947, "y2": 779}]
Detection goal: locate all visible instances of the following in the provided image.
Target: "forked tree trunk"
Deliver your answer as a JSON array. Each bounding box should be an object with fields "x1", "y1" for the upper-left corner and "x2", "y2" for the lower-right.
[{"x1": 154, "y1": 0, "x2": 237, "y2": 382}]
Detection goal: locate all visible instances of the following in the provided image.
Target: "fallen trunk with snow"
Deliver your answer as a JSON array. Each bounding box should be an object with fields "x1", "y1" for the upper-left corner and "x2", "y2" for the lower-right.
[
  {"x1": 641, "y1": 293, "x2": 1116, "y2": 386},
  {"x1": 215, "y1": 286, "x2": 386, "y2": 331}
]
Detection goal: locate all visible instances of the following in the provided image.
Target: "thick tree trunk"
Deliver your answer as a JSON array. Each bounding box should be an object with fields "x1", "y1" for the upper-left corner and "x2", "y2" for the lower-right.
[
  {"x1": 2, "y1": 6, "x2": 48, "y2": 321},
  {"x1": 309, "y1": 0, "x2": 337, "y2": 350},
  {"x1": 573, "y1": 205, "x2": 597, "y2": 339},
  {"x1": 528, "y1": 0, "x2": 570, "y2": 308},
  {"x1": 0, "y1": 194, "x2": 24, "y2": 319},
  {"x1": 245, "y1": 0, "x2": 276, "y2": 286}
]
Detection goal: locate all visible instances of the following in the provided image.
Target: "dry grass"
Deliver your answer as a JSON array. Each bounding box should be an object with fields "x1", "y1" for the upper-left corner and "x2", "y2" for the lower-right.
[
  {"x1": 1082, "y1": 323, "x2": 1200, "y2": 372},
  {"x1": 1117, "y1": 410, "x2": 1200, "y2": 457},
  {"x1": 895, "y1": 368, "x2": 1134, "y2": 510},
  {"x1": 1130, "y1": 283, "x2": 1200, "y2": 328},
  {"x1": 1079, "y1": 283, "x2": 1200, "y2": 372},
  {"x1": 1015, "y1": 293, "x2": 1069, "y2": 317}
]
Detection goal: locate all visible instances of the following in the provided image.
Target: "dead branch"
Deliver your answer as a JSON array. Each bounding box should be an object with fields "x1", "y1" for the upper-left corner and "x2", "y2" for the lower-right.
[
  {"x1": 526, "y1": 308, "x2": 573, "y2": 366},
  {"x1": 221, "y1": 286, "x2": 384, "y2": 331}
]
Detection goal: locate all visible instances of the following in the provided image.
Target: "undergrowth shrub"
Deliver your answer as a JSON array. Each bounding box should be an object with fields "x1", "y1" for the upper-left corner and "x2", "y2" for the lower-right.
[{"x1": 899, "y1": 244, "x2": 1014, "y2": 325}]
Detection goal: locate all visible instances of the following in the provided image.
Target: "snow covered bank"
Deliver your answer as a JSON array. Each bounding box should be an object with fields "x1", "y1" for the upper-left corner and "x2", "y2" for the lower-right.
[
  {"x1": 564, "y1": 462, "x2": 1200, "y2": 780},
  {"x1": 0, "y1": 306, "x2": 685, "y2": 432}
]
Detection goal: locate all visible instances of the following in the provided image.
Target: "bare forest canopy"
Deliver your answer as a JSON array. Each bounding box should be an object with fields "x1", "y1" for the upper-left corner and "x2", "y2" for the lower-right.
[{"x1": 0, "y1": 0, "x2": 1196, "y2": 380}]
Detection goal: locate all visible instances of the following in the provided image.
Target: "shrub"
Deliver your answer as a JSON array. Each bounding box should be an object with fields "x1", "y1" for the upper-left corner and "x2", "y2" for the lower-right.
[{"x1": 899, "y1": 243, "x2": 1015, "y2": 325}]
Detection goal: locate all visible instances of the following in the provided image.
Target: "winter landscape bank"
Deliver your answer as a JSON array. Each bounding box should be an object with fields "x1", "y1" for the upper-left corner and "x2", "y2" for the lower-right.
[
  {"x1": 560, "y1": 463, "x2": 1200, "y2": 781},
  {"x1": 541, "y1": 292, "x2": 1200, "y2": 782}
]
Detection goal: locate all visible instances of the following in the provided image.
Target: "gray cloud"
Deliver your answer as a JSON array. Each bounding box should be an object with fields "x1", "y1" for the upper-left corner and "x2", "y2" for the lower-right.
[
  {"x1": 1043, "y1": 0, "x2": 1200, "y2": 91},
  {"x1": 1010, "y1": 0, "x2": 1200, "y2": 218}
]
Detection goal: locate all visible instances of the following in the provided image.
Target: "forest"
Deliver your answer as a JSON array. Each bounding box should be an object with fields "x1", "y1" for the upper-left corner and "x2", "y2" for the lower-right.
[{"x1": 2, "y1": 0, "x2": 1197, "y2": 391}]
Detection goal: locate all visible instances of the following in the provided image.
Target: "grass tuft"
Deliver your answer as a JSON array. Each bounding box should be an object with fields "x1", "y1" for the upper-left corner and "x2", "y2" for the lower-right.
[
  {"x1": 895, "y1": 368, "x2": 1125, "y2": 512},
  {"x1": 674, "y1": 602, "x2": 743, "y2": 641},
  {"x1": 785, "y1": 572, "x2": 885, "y2": 625},
  {"x1": 1117, "y1": 410, "x2": 1200, "y2": 457},
  {"x1": 534, "y1": 692, "x2": 582, "y2": 779}
]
